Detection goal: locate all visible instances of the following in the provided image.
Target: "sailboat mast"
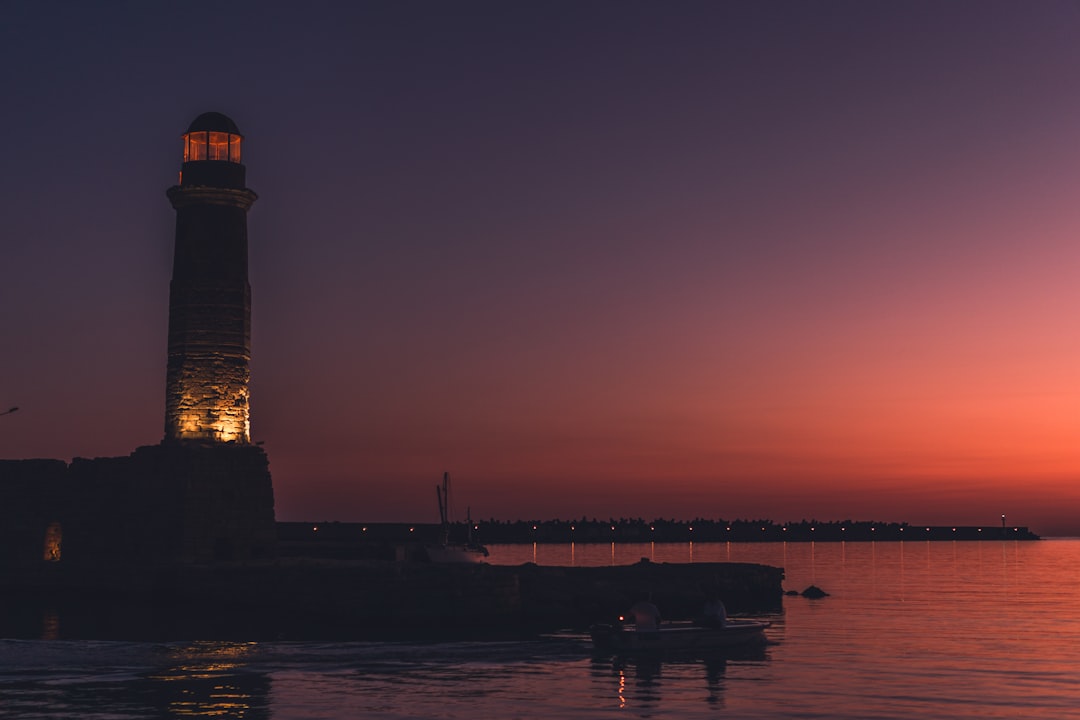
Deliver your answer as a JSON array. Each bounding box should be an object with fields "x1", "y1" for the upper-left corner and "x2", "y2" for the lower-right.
[{"x1": 437, "y1": 484, "x2": 447, "y2": 526}]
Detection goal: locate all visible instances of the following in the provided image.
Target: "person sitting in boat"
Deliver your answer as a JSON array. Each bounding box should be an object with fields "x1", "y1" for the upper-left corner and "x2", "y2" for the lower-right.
[
  {"x1": 626, "y1": 597, "x2": 662, "y2": 632},
  {"x1": 696, "y1": 591, "x2": 727, "y2": 628}
]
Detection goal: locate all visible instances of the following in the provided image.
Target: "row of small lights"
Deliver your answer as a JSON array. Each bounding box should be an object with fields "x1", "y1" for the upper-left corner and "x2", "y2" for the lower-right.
[
  {"x1": 311, "y1": 523, "x2": 1021, "y2": 534},
  {"x1": 530, "y1": 525, "x2": 1021, "y2": 533},
  {"x1": 312, "y1": 524, "x2": 482, "y2": 533}
]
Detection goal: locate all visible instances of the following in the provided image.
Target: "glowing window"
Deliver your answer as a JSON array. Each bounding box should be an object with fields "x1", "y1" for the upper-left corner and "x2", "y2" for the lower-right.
[
  {"x1": 208, "y1": 132, "x2": 230, "y2": 160},
  {"x1": 43, "y1": 522, "x2": 62, "y2": 562}
]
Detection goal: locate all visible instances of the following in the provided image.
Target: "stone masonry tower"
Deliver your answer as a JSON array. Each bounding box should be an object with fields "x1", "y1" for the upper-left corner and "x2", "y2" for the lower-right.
[{"x1": 164, "y1": 112, "x2": 257, "y2": 443}]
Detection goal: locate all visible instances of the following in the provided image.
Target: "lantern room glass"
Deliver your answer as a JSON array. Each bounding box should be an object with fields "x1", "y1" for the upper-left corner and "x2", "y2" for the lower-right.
[{"x1": 183, "y1": 131, "x2": 242, "y2": 163}]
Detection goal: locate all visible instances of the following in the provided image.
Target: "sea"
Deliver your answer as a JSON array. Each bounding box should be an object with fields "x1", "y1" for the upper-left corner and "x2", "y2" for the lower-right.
[{"x1": 2, "y1": 539, "x2": 1078, "y2": 719}]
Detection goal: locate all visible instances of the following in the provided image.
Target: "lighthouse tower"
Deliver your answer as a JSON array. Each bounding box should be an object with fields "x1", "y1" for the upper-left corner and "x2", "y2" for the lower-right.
[
  {"x1": 164, "y1": 112, "x2": 257, "y2": 443},
  {"x1": 0, "y1": 113, "x2": 275, "y2": 568}
]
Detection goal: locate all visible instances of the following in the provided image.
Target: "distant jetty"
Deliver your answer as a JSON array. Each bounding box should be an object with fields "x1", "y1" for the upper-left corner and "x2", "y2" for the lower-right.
[{"x1": 281, "y1": 518, "x2": 1039, "y2": 553}]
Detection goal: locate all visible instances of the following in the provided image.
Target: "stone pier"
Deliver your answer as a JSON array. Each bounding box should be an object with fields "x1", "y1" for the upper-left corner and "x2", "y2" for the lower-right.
[{"x1": 0, "y1": 559, "x2": 783, "y2": 641}]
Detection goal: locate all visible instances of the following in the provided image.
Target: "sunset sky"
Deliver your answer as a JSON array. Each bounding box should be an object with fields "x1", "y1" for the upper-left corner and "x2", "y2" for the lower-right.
[{"x1": 3, "y1": 1, "x2": 1080, "y2": 535}]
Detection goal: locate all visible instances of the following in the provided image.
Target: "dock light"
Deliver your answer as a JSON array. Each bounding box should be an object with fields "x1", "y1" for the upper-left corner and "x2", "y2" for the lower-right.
[
  {"x1": 811, "y1": 527, "x2": 815, "y2": 532},
  {"x1": 650, "y1": 526, "x2": 655, "y2": 531},
  {"x1": 871, "y1": 527, "x2": 876, "y2": 532},
  {"x1": 362, "y1": 527, "x2": 367, "y2": 532},
  {"x1": 312, "y1": 526, "x2": 318, "y2": 532},
  {"x1": 611, "y1": 526, "x2": 615, "y2": 531},
  {"x1": 841, "y1": 527, "x2": 846, "y2": 532},
  {"x1": 726, "y1": 526, "x2": 731, "y2": 531},
  {"x1": 409, "y1": 527, "x2": 415, "y2": 533},
  {"x1": 782, "y1": 526, "x2": 787, "y2": 532}
]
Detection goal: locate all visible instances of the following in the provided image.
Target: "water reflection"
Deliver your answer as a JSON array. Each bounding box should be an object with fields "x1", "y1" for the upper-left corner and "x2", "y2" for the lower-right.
[
  {"x1": 0, "y1": 640, "x2": 271, "y2": 719},
  {"x1": 6, "y1": 541, "x2": 1080, "y2": 718},
  {"x1": 145, "y1": 641, "x2": 267, "y2": 718},
  {"x1": 591, "y1": 644, "x2": 768, "y2": 713},
  {"x1": 41, "y1": 608, "x2": 60, "y2": 640},
  {"x1": 899, "y1": 541, "x2": 905, "y2": 602}
]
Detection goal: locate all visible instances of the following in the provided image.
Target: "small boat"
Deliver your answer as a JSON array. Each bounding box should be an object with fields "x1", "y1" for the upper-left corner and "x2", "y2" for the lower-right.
[
  {"x1": 590, "y1": 619, "x2": 769, "y2": 653},
  {"x1": 426, "y1": 472, "x2": 489, "y2": 563}
]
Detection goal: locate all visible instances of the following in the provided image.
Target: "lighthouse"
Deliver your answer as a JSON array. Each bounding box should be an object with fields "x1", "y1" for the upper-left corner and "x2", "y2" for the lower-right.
[
  {"x1": 164, "y1": 112, "x2": 257, "y2": 443},
  {"x1": 0, "y1": 112, "x2": 276, "y2": 567}
]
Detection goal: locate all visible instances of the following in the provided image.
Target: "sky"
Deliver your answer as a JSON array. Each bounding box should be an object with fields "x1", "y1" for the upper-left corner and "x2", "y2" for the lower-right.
[{"x1": 3, "y1": 1, "x2": 1080, "y2": 535}]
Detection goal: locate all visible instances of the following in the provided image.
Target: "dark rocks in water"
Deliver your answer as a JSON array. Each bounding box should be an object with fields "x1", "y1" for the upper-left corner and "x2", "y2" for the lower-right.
[
  {"x1": 784, "y1": 590, "x2": 800, "y2": 596},
  {"x1": 801, "y1": 585, "x2": 829, "y2": 598}
]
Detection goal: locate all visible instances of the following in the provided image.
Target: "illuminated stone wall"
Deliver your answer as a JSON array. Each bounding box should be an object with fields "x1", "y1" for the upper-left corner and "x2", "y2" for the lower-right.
[{"x1": 165, "y1": 281, "x2": 251, "y2": 443}]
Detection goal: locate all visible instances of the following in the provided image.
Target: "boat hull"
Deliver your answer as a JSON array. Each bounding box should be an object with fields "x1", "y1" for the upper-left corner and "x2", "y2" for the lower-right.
[{"x1": 590, "y1": 620, "x2": 768, "y2": 653}]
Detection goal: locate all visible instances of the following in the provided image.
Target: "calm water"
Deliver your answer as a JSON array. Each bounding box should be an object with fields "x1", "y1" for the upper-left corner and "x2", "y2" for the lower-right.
[{"x1": 2, "y1": 540, "x2": 1078, "y2": 719}]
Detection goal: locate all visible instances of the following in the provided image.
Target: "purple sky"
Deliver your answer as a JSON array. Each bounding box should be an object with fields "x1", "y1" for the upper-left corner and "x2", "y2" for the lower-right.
[{"x1": 4, "y1": 2, "x2": 1080, "y2": 534}]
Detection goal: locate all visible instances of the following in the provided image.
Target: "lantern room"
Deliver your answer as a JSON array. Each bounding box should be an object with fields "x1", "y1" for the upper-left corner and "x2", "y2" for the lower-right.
[
  {"x1": 177, "y1": 112, "x2": 247, "y2": 189},
  {"x1": 184, "y1": 130, "x2": 241, "y2": 163}
]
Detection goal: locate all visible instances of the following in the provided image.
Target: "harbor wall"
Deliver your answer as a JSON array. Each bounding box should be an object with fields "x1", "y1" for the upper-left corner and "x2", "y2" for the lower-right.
[{"x1": 0, "y1": 444, "x2": 276, "y2": 567}]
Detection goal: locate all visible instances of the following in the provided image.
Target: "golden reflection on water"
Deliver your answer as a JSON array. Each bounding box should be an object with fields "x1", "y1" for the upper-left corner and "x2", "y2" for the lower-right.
[
  {"x1": 40, "y1": 608, "x2": 60, "y2": 640},
  {"x1": 154, "y1": 640, "x2": 257, "y2": 679},
  {"x1": 147, "y1": 641, "x2": 260, "y2": 717}
]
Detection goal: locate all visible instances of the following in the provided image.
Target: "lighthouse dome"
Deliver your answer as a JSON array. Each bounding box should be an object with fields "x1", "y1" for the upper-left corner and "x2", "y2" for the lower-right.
[{"x1": 186, "y1": 112, "x2": 242, "y2": 136}]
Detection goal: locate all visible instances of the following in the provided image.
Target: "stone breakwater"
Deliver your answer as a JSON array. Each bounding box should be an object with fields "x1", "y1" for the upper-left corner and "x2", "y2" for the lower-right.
[
  {"x1": 0, "y1": 560, "x2": 784, "y2": 641},
  {"x1": 281, "y1": 520, "x2": 1040, "y2": 546}
]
